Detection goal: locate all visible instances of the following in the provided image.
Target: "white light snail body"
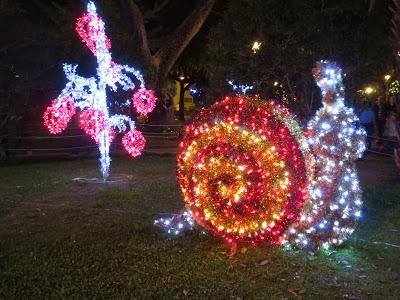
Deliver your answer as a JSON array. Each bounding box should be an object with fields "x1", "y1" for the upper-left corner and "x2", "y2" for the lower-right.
[{"x1": 285, "y1": 60, "x2": 366, "y2": 249}]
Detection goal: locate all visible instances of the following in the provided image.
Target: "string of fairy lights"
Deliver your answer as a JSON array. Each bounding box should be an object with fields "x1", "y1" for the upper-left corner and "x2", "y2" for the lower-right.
[
  {"x1": 284, "y1": 60, "x2": 366, "y2": 249},
  {"x1": 227, "y1": 80, "x2": 254, "y2": 95}
]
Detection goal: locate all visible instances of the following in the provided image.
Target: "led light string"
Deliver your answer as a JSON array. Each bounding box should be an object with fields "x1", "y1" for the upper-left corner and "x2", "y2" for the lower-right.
[
  {"x1": 156, "y1": 61, "x2": 366, "y2": 251},
  {"x1": 227, "y1": 80, "x2": 254, "y2": 95},
  {"x1": 43, "y1": 1, "x2": 156, "y2": 179},
  {"x1": 284, "y1": 60, "x2": 366, "y2": 249},
  {"x1": 166, "y1": 96, "x2": 310, "y2": 245}
]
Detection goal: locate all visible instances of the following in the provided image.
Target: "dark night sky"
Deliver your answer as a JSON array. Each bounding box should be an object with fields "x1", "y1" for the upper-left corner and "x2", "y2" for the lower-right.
[{"x1": 17, "y1": 0, "x2": 199, "y2": 31}]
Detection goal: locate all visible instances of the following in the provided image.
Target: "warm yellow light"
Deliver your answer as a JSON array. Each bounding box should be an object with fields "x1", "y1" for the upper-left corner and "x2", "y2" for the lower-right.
[
  {"x1": 384, "y1": 74, "x2": 391, "y2": 81},
  {"x1": 364, "y1": 87, "x2": 374, "y2": 94},
  {"x1": 273, "y1": 81, "x2": 279, "y2": 86},
  {"x1": 252, "y1": 41, "x2": 262, "y2": 53},
  {"x1": 179, "y1": 76, "x2": 185, "y2": 80}
]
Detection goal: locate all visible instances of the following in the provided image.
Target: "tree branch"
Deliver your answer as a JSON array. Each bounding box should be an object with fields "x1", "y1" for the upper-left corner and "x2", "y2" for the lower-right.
[
  {"x1": 155, "y1": 0, "x2": 216, "y2": 79},
  {"x1": 367, "y1": 0, "x2": 375, "y2": 14},
  {"x1": 122, "y1": 0, "x2": 154, "y2": 67},
  {"x1": 184, "y1": 81, "x2": 195, "y2": 91}
]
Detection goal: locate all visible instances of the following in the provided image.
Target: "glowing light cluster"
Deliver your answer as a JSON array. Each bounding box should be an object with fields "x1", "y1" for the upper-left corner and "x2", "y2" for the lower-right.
[
  {"x1": 75, "y1": 11, "x2": 111, "y2": 54},
  {"x1": 43, "y1": 97, "x2": 76, "y2": 134},
  {"x1": 189, "y1": 87, "x2": 200, "y2": 96},
  {"x1": 132, "y1": 88, "x2": 157, "y2": 116},
  {"x1": 388, "y1": 79, "x2": 400, "y2": 95},
  {"x1": 176, "y1": 96, "x2": 311, "y2": 245},
  {"x1": 43, "y1": 1, "x2": 156, "y2": 179},
  {"x1": 157, "y1": 61, "x2": 366, "y2": 251},
  {"x1": 79, "y1": 109, "x2": 115, "y2": 144},
  {"x1": 121, "y1": 130, "x2": 146, "y2": 158},
  {"x1": 284, "y1": 60, "x2": 366, "y2": 249},
  {"x1": 252, "y1": 41, "x2": 262, "y2": 54},
  {"x1": 154, "y1": 211, "x2": 196, "y2": 235},
  {"x1": 227, "y1": 80, "x2": 254, "y2": 95}
]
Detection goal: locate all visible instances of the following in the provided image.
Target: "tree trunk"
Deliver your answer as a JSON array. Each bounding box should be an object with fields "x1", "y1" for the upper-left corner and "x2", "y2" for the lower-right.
[
  {"x1": 123, "y1": 0, "x2": 217, "y2": 125},
  {"x1": 391, "y1": 0, "x2": 400, "y2": 75},
  {"x1": 147, "y1": 74, "x2": 174, "y2": 126},
  {"x1": 179, "y1": 81, "x2": 185, "y2": 121}
]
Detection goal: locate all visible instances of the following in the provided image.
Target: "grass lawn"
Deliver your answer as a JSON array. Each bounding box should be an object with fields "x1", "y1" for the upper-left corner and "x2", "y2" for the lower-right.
[{"x1": 0, "y1": 155, "x2": 399, "y2": 299}]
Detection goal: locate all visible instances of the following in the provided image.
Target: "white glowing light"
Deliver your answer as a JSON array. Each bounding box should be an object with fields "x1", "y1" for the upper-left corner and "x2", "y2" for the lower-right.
[
  {"x1": 227, "y1": 80, "x2": 254, "y2": 95},
  {"x1": 252, "y1": 41, "x2": 262, "y2": 53},
  {"x1": 44, "y1": 2, "x2": 155, "y2": 179},
  {"x1": 364, "y1": 87, "x2": 374, "y2": 94},
  {"x1": 321, "y1": 122, "x2": 331, "y2": 130},
  {"x1": 286, "y1": 60, "x2": 366, "y2": 249},
  {"x1": 155, "y1": 211, "x2": 196, "y2": 234}
]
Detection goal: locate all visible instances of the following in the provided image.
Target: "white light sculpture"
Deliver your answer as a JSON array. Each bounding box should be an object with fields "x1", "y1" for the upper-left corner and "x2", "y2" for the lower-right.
[{"x1": 43, "y1": 1, "x2": 156, "y2": 180}]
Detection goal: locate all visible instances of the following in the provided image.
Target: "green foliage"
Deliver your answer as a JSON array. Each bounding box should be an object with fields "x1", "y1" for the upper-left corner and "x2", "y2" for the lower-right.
[
  {"x1": 0, "y1": 156, "x2": 399, "y2": 298},
  {"x1": 388, "y1": 79, "x2": 400, "y2": 95},
  {"x1": 207, "y1": 0, "x2": 393, "y2": 116},
  {"x1": 0, "y1": 0, "x2": 209, "y2": 129},
  {"x1": 0, "y1": 0, "x2": 82, "y2": 135}
]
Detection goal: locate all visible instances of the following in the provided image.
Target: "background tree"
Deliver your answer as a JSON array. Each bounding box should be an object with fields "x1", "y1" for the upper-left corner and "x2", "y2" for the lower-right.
[
  {"x1": 388, "y1": 0, "x2": 400, "y2": 113},
  {"x1": 0, "y1": 0, "x2": 81, "y2": 154},
  {"x1": 207, "y1": 0, "x2": 393, "y2": 119},
  {"x1": 170, "y1": 71, "x2": 194, "y2": 121},
  {"x1": 0, "y1": 0, "x2": 395, "y2": 136},
  {"x1": 0, "y1": 0, "x2": 217, "y2": 137},
  {"x1": 119, "y1": 0, "x2": 216, "y2": 123}
]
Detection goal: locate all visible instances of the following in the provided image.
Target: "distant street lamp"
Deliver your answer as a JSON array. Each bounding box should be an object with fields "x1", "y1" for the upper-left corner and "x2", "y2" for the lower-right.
[
  {"x1": 384, "y1": 75, "x2": 391, "y2": 102},
  {"x1": 364, "y1": 86, "x2": 374, "y2": 95},
  {"x1": 252, "y1": 41, "x2": 262, "y2": 54}
]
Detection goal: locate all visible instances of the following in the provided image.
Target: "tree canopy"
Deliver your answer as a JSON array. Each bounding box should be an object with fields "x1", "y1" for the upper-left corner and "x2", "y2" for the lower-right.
[
  {"x1": 207, "y1": 0, "x2": 393, "y2": 117},
  {"x1": 0, "y1": 0, "x2": 395, "y2": 131}
]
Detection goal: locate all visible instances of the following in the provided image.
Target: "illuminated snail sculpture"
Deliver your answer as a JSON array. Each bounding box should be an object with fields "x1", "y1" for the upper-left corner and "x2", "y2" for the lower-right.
[
  {"x1": 156, "y1": 61, "x2": 366, "y2": 250},
  {"x1": 176, "y1": 97, "x2": 312, "y2": 245}
]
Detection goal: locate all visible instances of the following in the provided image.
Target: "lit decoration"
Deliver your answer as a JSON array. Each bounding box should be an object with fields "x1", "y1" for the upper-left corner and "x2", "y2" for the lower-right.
[
  {"x1": 43, "y1": 97, "x2": 76, "y2": 134},
  {"x1": 122, "y1": 130, "x2": 146, "y2": 158},
  {"x1": 252, "y1": 41, "x2": 262, "y2": 53},
  {"x1": 227, "y1": 80, "x2": 254, "y2": 95},
  {"x1": 42, "y1": 1, "x2": 156, "y2": 179},
  {"x1": 132, "y1": 88, "x2": 157, "y2": 116},
  {"x1": 154, "y1": 211, "x2": 197, "y2": 235},
  {"x1": 156, "y1": 61, "x2": 365, "y2": 251},
  {"x1": 79, "y1": 109, "x2": 116, "y2": 144},
  {"x1": 272, "y1": 82, "x2": 292, "y2": 105},
  {"x1": 189, "y1": 87, "x2": 200, "y2": 96},
  {"x1": 388, "y1": 79, "x2": 400, "y2": 95},
  {"x1": 175, "y1": 96, "x2": 311, "y2": 245},
  {"x1": 284, "y1": 60, "x2": 366, "y2": 249},
  {"x1": 364, "y1": 86, "x2": 375, "y2": 95},
  {"x1": 75, "y1": 10, "x2": 111, "y2": 53}
]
